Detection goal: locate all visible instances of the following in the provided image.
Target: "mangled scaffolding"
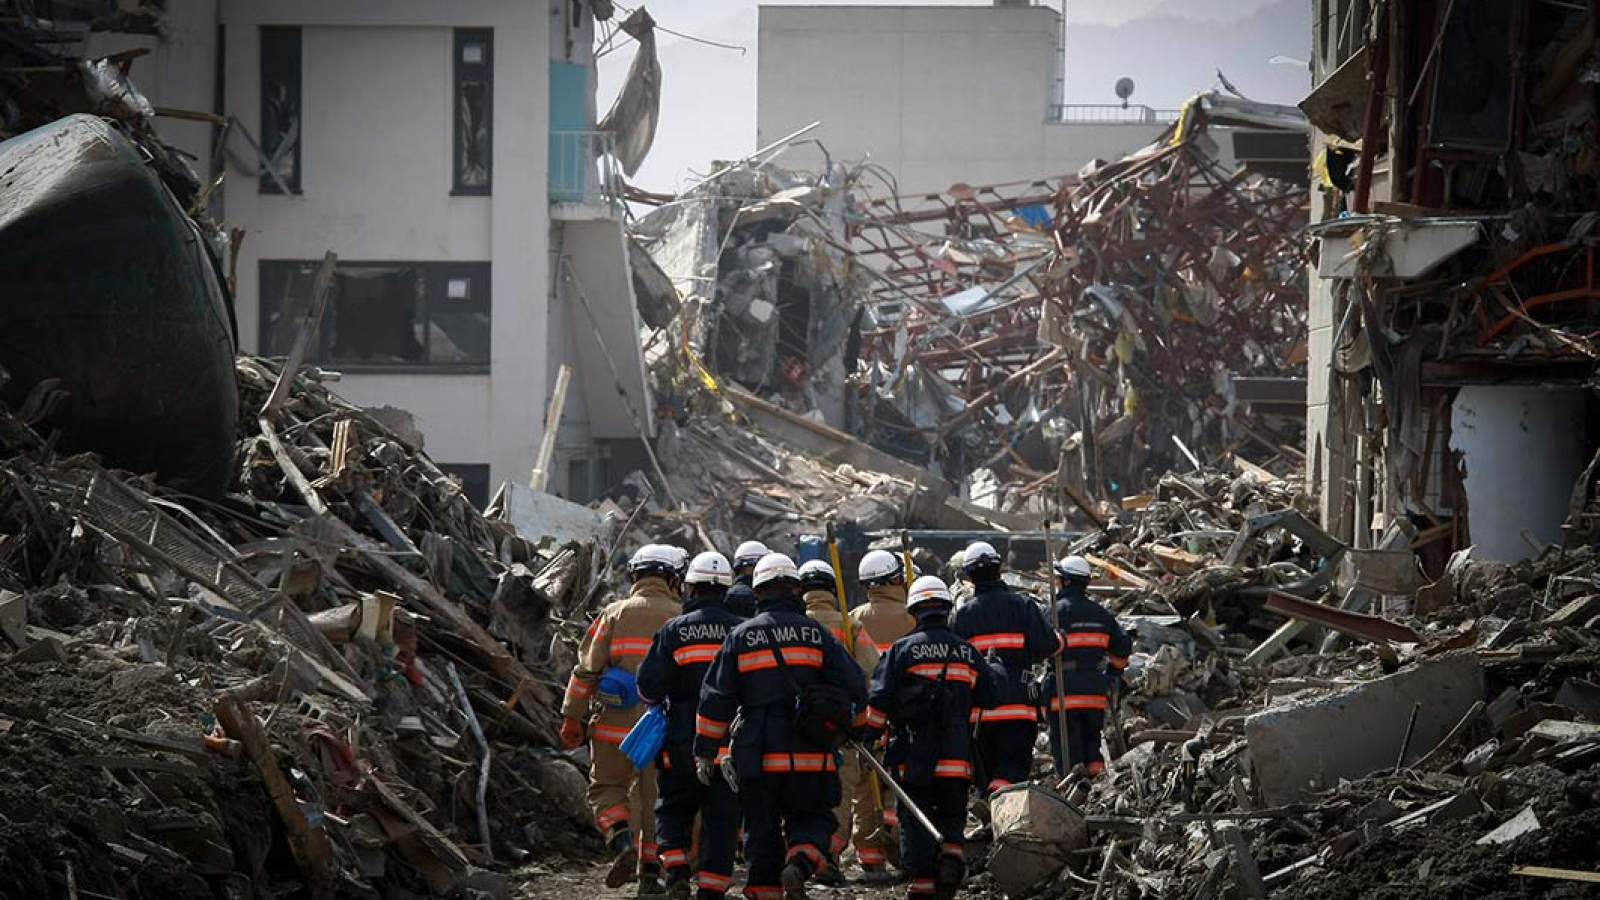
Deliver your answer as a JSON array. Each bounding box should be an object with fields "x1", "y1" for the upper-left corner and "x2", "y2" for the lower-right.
[{"x1": 850, "y1": 93, "x2": 1312, "y2": 517}]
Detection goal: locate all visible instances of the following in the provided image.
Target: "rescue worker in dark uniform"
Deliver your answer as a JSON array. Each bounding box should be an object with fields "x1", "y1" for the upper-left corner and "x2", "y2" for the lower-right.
[
  {"x1": 1045, "y1": 555, "x2": 1133, "y2": 777},
  {"x1": 725, "y1": 540, "x2": 769, "y2": 619},
  {"x1": 695, "y1": 554, "x2": 867, "y2": 900},
  {"x1": 638, "y1": 552, "x2": 744, "y2": 900},
  {"x1": 950, "y1": 541, "x2": 1063, "y2": 796},
  {"x1": 862, "y1": 576, "x2": 1001, "y2": 900}
]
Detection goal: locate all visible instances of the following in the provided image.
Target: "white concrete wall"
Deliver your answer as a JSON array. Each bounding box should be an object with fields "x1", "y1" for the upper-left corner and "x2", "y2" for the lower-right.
[
  {"x1": 760, "y1": 5, "x2": 1054, "y2": 192},
  {"x1": 756, "y1": 5, "x2": 1164, "y2": 193},
  {"x1": 1042, "y1": 121, "x2": 1165, "y2": 173},
  {"x1": 219, "y1": 0, "x2": 551, "y2": 489},
  {"x1": 84, "y1": 0, "x2": 221, "y2": 181},
  {"x1": 1451, "y1": 386, "x2": 1588, "y2": 561}
]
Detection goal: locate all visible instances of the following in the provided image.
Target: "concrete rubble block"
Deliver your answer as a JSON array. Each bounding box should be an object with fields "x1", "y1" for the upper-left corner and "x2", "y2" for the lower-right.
[
  {"x1": 1545, "y1": 593, "x2": 1600, "y2": 627},
  {"x1": 1245, "y1": 653, "x2": 1487, "y2": 805},
  {"x1": 988, "y1": 783, "x2": 1086, "y2": 897},
  {"x1": 1476, "y1": 806, "x2": 1541, "y2": 845}
]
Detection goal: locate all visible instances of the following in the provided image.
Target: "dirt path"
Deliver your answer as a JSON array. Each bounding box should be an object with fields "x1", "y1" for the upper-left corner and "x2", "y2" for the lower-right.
[{"x1": 511, "y1": 864, "x2": 917, "y2": 900}]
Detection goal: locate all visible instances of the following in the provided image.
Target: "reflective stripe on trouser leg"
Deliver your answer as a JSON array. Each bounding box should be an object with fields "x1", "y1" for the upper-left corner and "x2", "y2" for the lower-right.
[{"x1": 588, "y1": 739, "x2": 636, "y2": 838}]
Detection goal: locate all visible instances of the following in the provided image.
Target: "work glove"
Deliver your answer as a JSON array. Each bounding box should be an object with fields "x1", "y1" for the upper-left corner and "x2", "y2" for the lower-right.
[
  {"x1": 559, "y1": 716, "x2": 586, "y2": 750},
  {"x1": 1025, "y1": 674, "x2": 1047, "y2": 707},
  {"x1": 695, "y1": 756, "x2": 716, "y2": 786},
  {"x1": 719, "y1": 755, "x2": 740, "y2": 793}
]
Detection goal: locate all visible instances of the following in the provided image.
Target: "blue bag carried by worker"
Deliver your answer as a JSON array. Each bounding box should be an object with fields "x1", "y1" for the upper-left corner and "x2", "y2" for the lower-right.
[
  {"x1": 597, "y1": 666, "x2": 639, "y2": 709},
  {"x1": 621, "y1": 703, "x2": 667, "y2": 769}
]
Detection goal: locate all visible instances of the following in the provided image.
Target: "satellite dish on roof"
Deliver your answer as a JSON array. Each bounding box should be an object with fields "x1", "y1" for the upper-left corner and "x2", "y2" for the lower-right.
[{"x1": 1114, "y1": 77, "x2": 1136, "y2": 108}]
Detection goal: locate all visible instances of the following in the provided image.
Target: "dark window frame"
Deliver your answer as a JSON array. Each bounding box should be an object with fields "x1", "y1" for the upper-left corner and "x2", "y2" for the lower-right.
[
  {"x1": 258, "y1": 259, "x2": 492, "y2": 373},
  {"x1": 438, "y1": 463, "x2": 491, "y2": 508},
  {"x1": 452, "y1": 28, "x2": 494, "y2": 196},
  {"x1": 259, "y1": 25, "x2": 303, "y2": 195}
]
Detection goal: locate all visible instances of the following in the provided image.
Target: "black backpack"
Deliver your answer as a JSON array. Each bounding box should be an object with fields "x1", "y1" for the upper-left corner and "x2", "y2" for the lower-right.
[{"x1": 770, "y1": 645, "x2": 855, "y2": 751}]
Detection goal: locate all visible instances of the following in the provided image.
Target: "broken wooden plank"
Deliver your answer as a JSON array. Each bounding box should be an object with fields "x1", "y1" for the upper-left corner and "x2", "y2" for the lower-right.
[
  {"x1": 215, "y1": 694, "x2": 336, "y2": 888},
  {"x1": 1263, "y1": 589, "x2": 1422, "y2": 645},
  {"x1": 1511, "y1": 866, "x2": 1600, "y2": 884},
  {"x1": 1150, "y1": 544, "x2": 1206, "y2": 575},
  {"x1": 1085, "y1": 554, "x2": 1150, "y2": 589},
  {"x1": 260, "y1": 251, "x2": 337, "y2": 420}
]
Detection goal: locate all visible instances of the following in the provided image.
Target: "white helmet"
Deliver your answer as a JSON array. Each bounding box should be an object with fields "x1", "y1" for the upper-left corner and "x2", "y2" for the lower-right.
[
  {"x1": 629, "y1": 544, "x2": 681, "y2": 579},
  {"x1": 667, "y1": 545, "x2": 691, "y2": 575},
  {"x1": 961, "y1": 541, "x2": 1002, "y2": 571},
  {"x1": 798, "y1": 559, "x2": 835, "y2": 589},
  {"x1": 858, "y1": 549, "x2": 904, "y2": 586},
  {"x1": 685, "y1": 551, "x2": 734, "y2": 586},
  {"x1": 733, "y1": 540, "x2": 770, "y2": 569},
  {"x1": 752, "y1": 553, "x2": 800, "y2": 588},
  {"x1": 1055, "y1": 555, "x2": 1093, "y2": 579},
  {"x1": 907, "y1": 575, "x2": 954, "y2": 613}
]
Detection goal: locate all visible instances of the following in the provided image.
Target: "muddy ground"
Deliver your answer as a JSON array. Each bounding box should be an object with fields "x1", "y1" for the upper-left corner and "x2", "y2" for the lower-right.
[{"x1": 509, "y1": 865, "x2": 920, "y2": 900}]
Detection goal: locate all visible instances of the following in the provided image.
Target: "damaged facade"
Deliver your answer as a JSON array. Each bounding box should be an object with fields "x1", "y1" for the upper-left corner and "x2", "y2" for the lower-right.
[{"x1": 1304, "y1": 0, "x2": 1600, "y2": 564}]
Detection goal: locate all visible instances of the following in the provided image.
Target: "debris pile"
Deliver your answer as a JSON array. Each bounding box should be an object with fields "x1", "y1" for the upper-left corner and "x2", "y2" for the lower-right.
[
  {"x1": 1025, "y1": 464, "x2": 1600, "y2": 899},
  {"x1": 0, "y1": 359, "x2": 609, "y2": 899},
  {"x1": 633, "y1": 94, "x2": 1311, "y2": 528},
  {"x1": 632, "y1": 158, "x2": 872, "y2": 428},
  {"x1": 852, "y1": 93, "x2": 1311, "y2": 507}
]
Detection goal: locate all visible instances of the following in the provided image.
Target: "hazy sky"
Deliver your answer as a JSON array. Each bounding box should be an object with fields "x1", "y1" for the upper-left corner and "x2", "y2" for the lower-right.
[{"x1": 598, "y1": 0, "x2": 1310, "y2": 194}]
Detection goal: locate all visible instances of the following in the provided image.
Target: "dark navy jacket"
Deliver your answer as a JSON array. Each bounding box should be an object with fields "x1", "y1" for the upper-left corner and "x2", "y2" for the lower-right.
[
  {"x1": 638, "y1": 591, "x2": 744, "y2": 768},
  {"x1": 865, "y1": 620, "x2": 1000, "y2": 784},
  {"x1": 725, "y1": 575, "x2": 757, "y2": 619},
  {"x1": 951, "y1": 579, "x2": 1062, "y2": 721},
  {"x1": 695, "y1": 591, "x2": 866, "y2": 779},
  {"x1": 1046, "y1": 584, "x2": 1133, "y2": 713}
]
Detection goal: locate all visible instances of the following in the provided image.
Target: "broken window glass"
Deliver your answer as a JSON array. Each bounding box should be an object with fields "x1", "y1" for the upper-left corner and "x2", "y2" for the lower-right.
[
  {"x1": 259, "y1": 26, "x2": 302, "y2": 194},
  {"x1": 453, "y1": 29, "x2": 493, "y2": 194},
  {"x1": 259, "y1": 261, "x2": 491, "y2": 369}
]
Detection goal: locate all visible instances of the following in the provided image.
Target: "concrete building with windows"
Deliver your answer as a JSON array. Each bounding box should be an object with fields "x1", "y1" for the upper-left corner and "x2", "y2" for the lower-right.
[
  {"x1": 757, "y1": 3, "x2": 1174, "y2": 195},
  {"x1": 85, "y1": 0, "x2": 652, "y2": 507}
]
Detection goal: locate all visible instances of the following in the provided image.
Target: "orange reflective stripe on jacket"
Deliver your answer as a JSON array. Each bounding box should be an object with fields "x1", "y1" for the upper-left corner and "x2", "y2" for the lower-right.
[
  {"x1": 969, "y1": 632, "x2": 1027, "y2": 652},
  {"x1": 908, "y1": 662, "x2": 978, "y2": 685},
  {"x1": 737, "y1": 646, "x2": 823, "y2": 671},
  {"x1": 673, "y1": 643, "x2": 721, "y2": 665}
]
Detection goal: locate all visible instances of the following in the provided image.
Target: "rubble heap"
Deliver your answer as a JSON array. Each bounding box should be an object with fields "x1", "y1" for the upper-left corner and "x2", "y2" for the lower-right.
[
  {"x1": 0, "y1": 359, "x2": 608, "y2": 899},
  {"x1": 1019, "y1": 465, "x2": 1600, "y2": 899},
  {"x1": 633, "y1": 95, "x2": 1311, "y2": 529},
  {"x1": 853, "y1": 94, "x2": 1312, "y2": 506}
]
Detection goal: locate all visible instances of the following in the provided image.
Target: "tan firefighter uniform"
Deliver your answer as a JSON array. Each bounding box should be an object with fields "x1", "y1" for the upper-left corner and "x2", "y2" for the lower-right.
[
  {"x1": 804, "y1": 588, "x2": 885, "y2": 869},
  {"x1": 848, "y1": 583, "x2": 917, "y2": 832},
  {"x1": 563, "y1": 575, "x2": 681, "y2": 873}
]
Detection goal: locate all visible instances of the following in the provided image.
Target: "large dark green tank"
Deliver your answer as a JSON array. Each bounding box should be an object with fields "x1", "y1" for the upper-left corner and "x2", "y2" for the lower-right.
[{"x1": 0, "y1": 114, "x2": 238, "y2": 498}]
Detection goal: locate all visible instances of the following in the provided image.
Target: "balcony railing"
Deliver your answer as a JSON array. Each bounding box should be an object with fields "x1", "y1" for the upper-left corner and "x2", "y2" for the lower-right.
[
  {"x1": 550, "y1": 130, "x2": 623, "y2": 213},
  {"x1": 1050, "y1": 104, "x2": 1180, "y2": 125}
]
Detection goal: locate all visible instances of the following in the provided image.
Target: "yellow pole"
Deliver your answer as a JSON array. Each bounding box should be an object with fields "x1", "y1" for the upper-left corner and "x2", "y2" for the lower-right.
[{"x1": 825, "y1": 521, "x2": 855, "y2": 654}]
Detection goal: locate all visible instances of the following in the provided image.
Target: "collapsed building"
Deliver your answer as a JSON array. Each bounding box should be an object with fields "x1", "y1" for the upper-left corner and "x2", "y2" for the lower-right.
[{"x1": 632, "y1": 94, "x2": 1314, "y2": 532}]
